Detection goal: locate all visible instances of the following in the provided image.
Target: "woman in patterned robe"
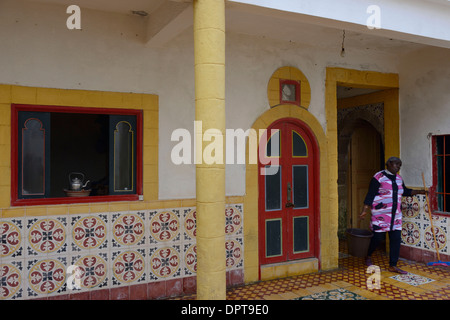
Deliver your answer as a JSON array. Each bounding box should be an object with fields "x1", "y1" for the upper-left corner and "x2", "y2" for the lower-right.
[{"x1": 360, "y1": 157, "x2": 427, "y2": 274}]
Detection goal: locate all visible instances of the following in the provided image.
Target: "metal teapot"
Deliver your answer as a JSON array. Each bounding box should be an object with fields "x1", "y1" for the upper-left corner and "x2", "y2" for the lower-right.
[{"x1": 69, "y1": 172, "x2": 90, "y2": 191}]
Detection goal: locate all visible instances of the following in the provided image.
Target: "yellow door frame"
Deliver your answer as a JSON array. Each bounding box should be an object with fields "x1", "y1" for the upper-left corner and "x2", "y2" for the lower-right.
[{"x1": 327, "y1": 67, "x2": 400, "y2": 162}]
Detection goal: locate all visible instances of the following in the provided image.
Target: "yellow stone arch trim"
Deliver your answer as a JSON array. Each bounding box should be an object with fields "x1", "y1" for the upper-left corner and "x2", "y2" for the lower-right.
[
  {"x1": 243, "y1": 104, "x2": 328, "y2": 283},
  {"x1": 267, "y1": 66, "x2": 311, "y2": 109}
]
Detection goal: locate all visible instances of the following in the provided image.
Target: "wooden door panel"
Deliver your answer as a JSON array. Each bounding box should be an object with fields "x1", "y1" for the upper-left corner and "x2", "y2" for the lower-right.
[{"x1": 350, "y1": 125, "x2": 381, "y2": 229}]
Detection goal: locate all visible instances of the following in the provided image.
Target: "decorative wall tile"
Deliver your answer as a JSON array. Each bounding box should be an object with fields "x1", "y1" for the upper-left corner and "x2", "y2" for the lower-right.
[
  {"x1": 1, "y1": 218, "x2": 23, "y2": 259},
  {"x1": 225, "y1": 238, "x2": 243, "y2": 269},
  {"x1": 401, "y1": 196, "x2": 420, "y2": 219},
  {"x1": 69, "y1": 252, "x2": 108, "y2": 291},
  {"x1": 225, "y1": 205, "x2": 243, "y2": 236},
  {"x1": 0, "y1": 260, "x2": 23, "y2": 300},
  {"x1": 26, "y1": 256, "x2": 67, "y2": 298},
  {"x1": 183, "y1": 208, "x2": 196, "y2": 241},
  {"x1": 111, "y1": 249, "x2": 146, "y2": 286},
  {"x1": 111, "y1": 212, "x2": 145, "y2": 248},
  {"x1": 424, "y1": 224, "x2": 447, "y2": 253},
  {"x1": 149, "y1": 209, "x2": 181, "y2": 244},
  {"x1": 184, "y1": 243, "x2": 197, "y2": 275},
  {"x1": 71, "y1": 214, "x2": 108, "y2": 251},
  {"x1": 149, "y1": 246, "x2": 182, "y2": 280},
  {"x1": 401, "y1": 221, "x2": 421, "y2": 247},
  {"x1": 26, "y1": 217, "x2": 67, "y2": 257}
]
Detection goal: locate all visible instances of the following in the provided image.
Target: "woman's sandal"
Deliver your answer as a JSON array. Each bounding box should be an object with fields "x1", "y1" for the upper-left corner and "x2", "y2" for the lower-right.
[{"x1": 388, "y1": 266, "x2": 408, "y2": 274}]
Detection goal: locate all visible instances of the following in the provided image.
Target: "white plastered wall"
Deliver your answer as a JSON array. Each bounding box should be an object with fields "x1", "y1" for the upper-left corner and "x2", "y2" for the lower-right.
[
  {"x1": 1, "y1": 0, "x2": 448, "y2": 199},
  {"x1": 398, "y1": 46, "x2": 450, "y2": 188}
]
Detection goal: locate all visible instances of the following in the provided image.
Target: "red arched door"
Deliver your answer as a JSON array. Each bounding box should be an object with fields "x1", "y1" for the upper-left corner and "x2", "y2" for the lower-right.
[{"x1": 258, "y1": 118, "x2": 319, "y2": 266}]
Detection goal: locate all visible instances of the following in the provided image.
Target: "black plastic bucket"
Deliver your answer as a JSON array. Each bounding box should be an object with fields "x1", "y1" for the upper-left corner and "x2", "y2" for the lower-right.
[{"x1": 346, "y1": 228, "x2": 373, "y2": 258}]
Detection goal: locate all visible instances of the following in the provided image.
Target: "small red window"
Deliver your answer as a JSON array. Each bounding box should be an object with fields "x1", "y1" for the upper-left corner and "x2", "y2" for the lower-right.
[
  {"x1": 432, "y1": 134, "x2": 450, "y2": 215},
  {"x1": 279, "y1": 79, "x2": 301, "y2": 106}
]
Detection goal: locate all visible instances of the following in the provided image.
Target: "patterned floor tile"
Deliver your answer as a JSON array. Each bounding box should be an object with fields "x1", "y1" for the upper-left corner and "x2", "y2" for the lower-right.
[
  {"x1": 390, "y1": 272, "x2": 435, "y2": 286},
  {"x1": 295, "y1": 288, "x2": 367, "y2": 300},
  {"x1": 166, "y1": 241, "x2": 450, "y2": 301}
]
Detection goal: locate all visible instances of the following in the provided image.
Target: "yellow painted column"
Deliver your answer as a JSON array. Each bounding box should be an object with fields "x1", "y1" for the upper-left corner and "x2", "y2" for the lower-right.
[
  {"x1": 324, "y1": 75, "x2": 339, "y2": 270},
  {"x1": 193, "y1": 0, "x2": 226, "y2": 300}
]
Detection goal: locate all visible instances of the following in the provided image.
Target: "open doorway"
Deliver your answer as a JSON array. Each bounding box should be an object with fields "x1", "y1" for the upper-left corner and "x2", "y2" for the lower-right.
[
  {"x1": 325, "y1": 68, "x2": 399, "y2": 264},
  {"x1": 337, "y1": 87, "x2": 385, "y2": 252},
  {"x1": 346, "y1": 120, "x2": 384, "y2": 230}
]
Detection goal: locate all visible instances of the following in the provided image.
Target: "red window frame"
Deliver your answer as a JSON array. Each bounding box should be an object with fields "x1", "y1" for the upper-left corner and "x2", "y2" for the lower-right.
[
  {"x1": 431, "y1": 134, "x2": 450, "y2": 216},
  {"x1": 11, "y1": 104, "x2": 143, "y2": 206}
]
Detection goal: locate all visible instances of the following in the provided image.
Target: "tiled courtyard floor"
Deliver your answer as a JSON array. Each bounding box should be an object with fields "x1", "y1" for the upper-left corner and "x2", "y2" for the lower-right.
[{"x1": 170, "y1": 245, "x2": 450, "y2": 300}]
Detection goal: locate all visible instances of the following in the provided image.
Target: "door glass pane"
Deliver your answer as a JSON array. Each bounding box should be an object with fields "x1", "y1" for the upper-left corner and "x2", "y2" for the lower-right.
[
  {"x1": 292, "y1": 131, "x2": 307, "y2": 157},
  {"x1": 293, "y1": 216, "x2": 309, "y2": 253},
  {"x1": 114, "y1": 121, "x2": 134, "y2": 191},
  {"x1": 266, "y1": 219, "x2": 282, "y2": 257},
  {"x1": 266, "y1": 130, "x2": 280, "y2": 157},
  {"x1": 22, "y1": 119, "x2": 45, "y2": 195},
  {"x1": 293, "y1": 165, "x2": 308, "y2": 208},
  {"x1": 265, "y1": 165, "x2": 281, "y2": 210}
]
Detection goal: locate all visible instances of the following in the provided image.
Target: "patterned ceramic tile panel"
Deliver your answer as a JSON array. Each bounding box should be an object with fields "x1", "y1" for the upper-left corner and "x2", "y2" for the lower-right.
[
  {"x1": 225, "y1": 205, "x2": 243, "y2": 270},
  {"x1": 402, "y1": 195, "x2": 449, "y2": 254},
  {"x1": 0, "y1": 204, "x2": 244, "y2": 300}
]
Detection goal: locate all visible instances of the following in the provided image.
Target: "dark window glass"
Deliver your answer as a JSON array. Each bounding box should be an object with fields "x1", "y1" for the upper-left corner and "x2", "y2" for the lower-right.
[
  {"x1": 266, "y1": 130, "x2": 280, "y2": 157},
  {"x1": 113, "y1": 122, "x2": 134, "y2": 191},
  {"x1": 293, "y1": 216, "x2": 309, "y2": 253},
  {"x1": 293, "y1": 165, "x2": 308, "y2": 208},
  {"x1": 21, "y1": 119, "x2": 45, "y2": 195},
  {"x1": 292, "y1": 131, "x2": 307, "y2": 157},
  {"x1": 266, "y1": 219, "x2": 282, "y2": 257},
  {"x1": 17, "y1": 109, "x2": 138, "y2": 200},
  {"x1": 265, "y1": 166, "x2": 281, "y2": 210},
  {"x1": 435, "y1": 135, "x2": 450, "y2": 212}
]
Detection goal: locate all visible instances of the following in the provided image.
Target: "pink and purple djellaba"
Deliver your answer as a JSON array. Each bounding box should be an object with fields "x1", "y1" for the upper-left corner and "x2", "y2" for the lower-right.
[{"x1": 369, "y1": 171, "x2": 406, "y2": 232}]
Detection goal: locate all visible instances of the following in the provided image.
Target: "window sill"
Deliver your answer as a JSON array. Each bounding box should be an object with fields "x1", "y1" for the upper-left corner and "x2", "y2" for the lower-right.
[
  {"x1": 432, "y1": 211, "x2": 450, "y2": 217},
  {"x1": 11, "y1": 194, "x2": 140, "y2": 207}
]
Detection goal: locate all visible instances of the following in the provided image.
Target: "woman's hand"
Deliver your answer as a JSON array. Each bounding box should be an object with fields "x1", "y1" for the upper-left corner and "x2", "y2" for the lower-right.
[{"x1": 360, "y1": 205, "x2": 371, "y2": 220}]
